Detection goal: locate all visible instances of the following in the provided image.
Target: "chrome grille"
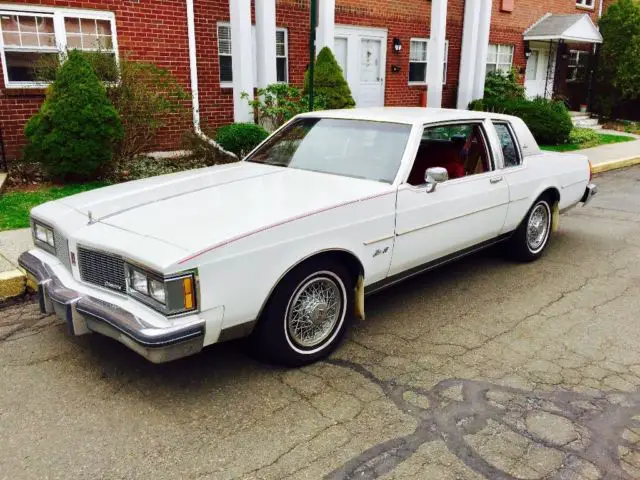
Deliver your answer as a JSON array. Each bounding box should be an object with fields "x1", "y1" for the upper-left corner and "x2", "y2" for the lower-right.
[
  {"x1": 54, "y1": 230, "x2": 71, "y2": 271},
  {"x1": 77, "y1": 247, "x2": 126, "y2": 293}
]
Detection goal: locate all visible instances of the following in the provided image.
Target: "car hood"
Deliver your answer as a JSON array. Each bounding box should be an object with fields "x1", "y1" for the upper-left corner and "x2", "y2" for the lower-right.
[{"x1": 58, "y1": 162, "x2": 391, "y2": 254}]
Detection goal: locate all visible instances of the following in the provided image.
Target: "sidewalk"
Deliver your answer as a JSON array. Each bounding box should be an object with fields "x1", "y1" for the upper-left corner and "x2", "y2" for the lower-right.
[{"x1": 580, "y1": 131, "x2": 640, "y2": 173}]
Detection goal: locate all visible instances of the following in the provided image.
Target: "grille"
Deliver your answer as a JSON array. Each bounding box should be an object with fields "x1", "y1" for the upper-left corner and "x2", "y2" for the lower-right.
[
  {"x1": 77, "y1": 246, "x2": 126, "y2": 293},
  {"x1": 54, "y1": 230, "x2": 71, "y2": 271}
]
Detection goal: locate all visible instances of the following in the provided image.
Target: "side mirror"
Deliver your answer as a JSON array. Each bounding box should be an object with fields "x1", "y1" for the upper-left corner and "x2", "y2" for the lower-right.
[{"x1": 425, "y1": 167, "x2": 448, "y2": 193}]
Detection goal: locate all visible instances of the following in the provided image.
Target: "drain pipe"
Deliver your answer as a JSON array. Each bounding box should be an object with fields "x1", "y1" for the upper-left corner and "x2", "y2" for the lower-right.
[{"x1": 185, "y1": 0, "x2": 237, "y2": 160}]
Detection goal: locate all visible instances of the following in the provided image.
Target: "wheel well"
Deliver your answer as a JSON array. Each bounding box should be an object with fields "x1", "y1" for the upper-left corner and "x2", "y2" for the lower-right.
[
  {"x1": 293, "y1": 250, "x2": 364, "y2": 281},
  {"x1": 254, "y1": 249, "x2": 365, "y2": 324},
  {"x1": 540, "y1": 187, "x2": 560, "y2": 205}
]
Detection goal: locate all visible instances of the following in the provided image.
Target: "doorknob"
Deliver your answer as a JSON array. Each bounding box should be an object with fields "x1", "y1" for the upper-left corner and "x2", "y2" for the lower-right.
[{"x1": 490, "y1": 176, "x2": 503, "y2": 184}]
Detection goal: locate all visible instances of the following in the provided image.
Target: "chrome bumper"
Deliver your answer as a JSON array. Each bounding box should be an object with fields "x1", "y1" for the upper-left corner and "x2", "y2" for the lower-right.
[
  {"x1": 581, "y1": 183, "x2": 598, "y2": 206},
  {"x1": 18, "y1": 251, "x2": 205, "y2": 363}
]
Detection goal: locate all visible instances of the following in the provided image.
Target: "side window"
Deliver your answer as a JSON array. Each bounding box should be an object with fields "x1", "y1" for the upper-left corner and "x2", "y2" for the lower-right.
[
  {"x1": 407, "y1": 123, "x2": 492, "y2": 186},
  {"x1": 493, "y1": 123, "x2": 521, "y2": 168}
]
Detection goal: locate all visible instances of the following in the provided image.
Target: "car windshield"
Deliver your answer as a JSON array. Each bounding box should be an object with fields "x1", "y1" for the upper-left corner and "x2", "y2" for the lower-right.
[{"x1": 245, "y1": 118, "x2": 412, "y2": 183}]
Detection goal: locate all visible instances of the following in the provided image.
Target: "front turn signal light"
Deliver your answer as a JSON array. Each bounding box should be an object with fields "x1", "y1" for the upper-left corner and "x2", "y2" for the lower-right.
[{"x1": 183, "y1": 276, "x2": 194, "y2": 310}]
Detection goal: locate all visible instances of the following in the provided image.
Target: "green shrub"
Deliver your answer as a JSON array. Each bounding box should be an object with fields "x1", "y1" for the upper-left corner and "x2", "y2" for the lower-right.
[
  {"x1": 596, "y1": 0, "x2": 640, "y2": 117},
  {"x1": 243, "y1": 83, "x2": 326, "y2": 131},
  {"x1": 24, "y1": 51, "x2": 123, "y2": 181},
  {"x1": 569, "y1": 127, "x2": 599, "y2": 145},
  {"x1": 484, "y1": 69, "x2": 525, "y2": 101},
  {"x1": 470, "y1": 97, "x2": 573, "y2": 145},
  {"x1": 215, "y1": 123, "x2": 269, "y2": 158},
  {"x1": 304, "y1": 47, "x2": 355, "y2": 110}
]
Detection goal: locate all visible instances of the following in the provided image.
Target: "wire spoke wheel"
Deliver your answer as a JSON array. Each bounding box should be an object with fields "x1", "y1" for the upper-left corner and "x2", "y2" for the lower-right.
[
  {"x1": 286, "y1": 275, "x2": 344, "y2": 349},
  {"x1": 527, "y1": 202, "x2": 550, "y2": 253}
]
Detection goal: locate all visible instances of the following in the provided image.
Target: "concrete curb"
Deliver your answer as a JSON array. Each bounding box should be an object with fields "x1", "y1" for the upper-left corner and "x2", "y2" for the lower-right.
[
  {"x1": 0, "y1": 269, "x2": 27, "y2": 301},
  {"x1": 592, "y1": 156, "x2": 640, "y2": 174}
]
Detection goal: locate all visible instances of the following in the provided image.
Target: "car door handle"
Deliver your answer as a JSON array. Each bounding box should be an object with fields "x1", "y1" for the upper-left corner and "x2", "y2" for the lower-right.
[{"x1": 490, "y1": 177, "x2": 504, "y2": 184}]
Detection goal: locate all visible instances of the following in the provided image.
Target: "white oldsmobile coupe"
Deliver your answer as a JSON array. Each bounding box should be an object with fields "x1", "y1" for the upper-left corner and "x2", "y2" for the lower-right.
[{"x1": 19, "y1": 108, "x2": 597, "y2": 366}]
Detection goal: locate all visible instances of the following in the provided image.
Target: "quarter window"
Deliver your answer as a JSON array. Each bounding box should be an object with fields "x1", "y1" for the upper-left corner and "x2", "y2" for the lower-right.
[
  {"x1": 217, "y1": 23, "x2": 289, "y2": 86},
  {"x1": 0, "y1": 9, "x2": 117, "y2": 87},
  {"x1": 493, "y1": 123, "x2": 521, "y2": 167},
  {"x1": 486, "y1": 44, "x2": 514, "y2": 74},
  {"x1": 409, "y1": 38, "x2": 448, "y2": 85}
]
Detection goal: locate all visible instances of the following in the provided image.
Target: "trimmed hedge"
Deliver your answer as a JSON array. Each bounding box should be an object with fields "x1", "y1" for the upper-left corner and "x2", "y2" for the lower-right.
[
  {"x1": 304, "y1": 47, "x2": 355, "y2": 110},
  {"x1": 215, "y1": 123, "x2": 269, "y2": 158},
  {"x1": 24, "y1": 51, "x2": 123, "y2": 180},
  {"x1": 469, "y1": 97, "x2": 573, "y2": 145}
]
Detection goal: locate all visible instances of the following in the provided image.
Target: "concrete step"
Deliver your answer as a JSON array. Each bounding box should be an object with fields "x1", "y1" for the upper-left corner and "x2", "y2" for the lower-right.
[{"x1": 573, "y1": 118, "x2": 600, "y2": 127}]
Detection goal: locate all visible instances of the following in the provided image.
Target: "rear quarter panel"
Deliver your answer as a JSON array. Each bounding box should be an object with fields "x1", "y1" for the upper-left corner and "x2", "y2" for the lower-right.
[{"x1": 502, "y1": 151, "x2": 590, "y2": 233}]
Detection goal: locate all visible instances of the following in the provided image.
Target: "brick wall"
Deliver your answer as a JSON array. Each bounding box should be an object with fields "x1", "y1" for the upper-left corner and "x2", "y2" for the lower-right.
[
  {"x1": 0, "y1": 0, "x2": 613, "y2": 161},
  {"x1": 0, "y1": 0, "x2": 192, "y2": 161}
]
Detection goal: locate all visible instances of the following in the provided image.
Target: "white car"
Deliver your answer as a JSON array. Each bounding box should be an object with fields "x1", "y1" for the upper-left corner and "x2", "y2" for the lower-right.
[{"x1": 19, "y1": 108, "x2": 597, "y2": 366}]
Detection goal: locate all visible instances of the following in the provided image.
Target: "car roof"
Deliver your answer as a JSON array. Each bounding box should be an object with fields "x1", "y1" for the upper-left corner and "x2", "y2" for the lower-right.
[{"x1": 298, "y1": 107, "x2": 515, "y2": 125}]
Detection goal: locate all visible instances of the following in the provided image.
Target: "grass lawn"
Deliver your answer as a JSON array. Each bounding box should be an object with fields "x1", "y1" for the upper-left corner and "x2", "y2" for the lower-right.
[
  {"x1": 0, "y1": 182, "x2": 108, "y2": 232},
  {"x1": 541, "y1": 133, "x2": 635, "y2": 152}
]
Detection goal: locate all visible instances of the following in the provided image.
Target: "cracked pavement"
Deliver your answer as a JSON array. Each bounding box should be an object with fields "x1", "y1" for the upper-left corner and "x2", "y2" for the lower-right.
[{"x1": 2, "y1": 166, "x2": 640, "y2": 479}]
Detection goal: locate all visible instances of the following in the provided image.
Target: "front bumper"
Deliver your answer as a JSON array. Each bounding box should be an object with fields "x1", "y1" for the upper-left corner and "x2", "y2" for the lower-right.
[
  {"x1": 18, "y1": 251, "x2": 205, "y2": 363},
  {"x1": 581, "y1": 183, "x2": 598, "y2": 205}
]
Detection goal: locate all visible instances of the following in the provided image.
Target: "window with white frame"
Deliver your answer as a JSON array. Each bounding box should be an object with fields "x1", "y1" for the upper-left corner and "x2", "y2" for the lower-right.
[
  {"x1": 0, "y1": 7, "x2": 117, "y2": 87},
  {"x1": 576, "y1": 0, "x2": 595, "y2": 8},
  {"x1": 486, "y1": 44, "x2": 514, "y2": 74},
  {"x1": 275, "y1": 29, "x2": 288, "y2": 83},
  {"x1": 217, "y1": 23, "x2": 289, "y2": 86},
  {"x1": 568, "y1": 50, "x2": 589, "y2": 82},
  {"x1": 408, "y1": 38, "x2": 448, "y2": 85}
]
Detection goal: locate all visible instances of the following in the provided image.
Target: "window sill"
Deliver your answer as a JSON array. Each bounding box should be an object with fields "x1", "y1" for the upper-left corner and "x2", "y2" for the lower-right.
[
  {"x1": 220, "y1": 82, "x2": 233, "y2": 89},
  {"x1": 575, "y1": 4, "x2": 595, "y2": 10},
  {"x1": 2, "y1": 86, "x2": 47, "y2": 97}
]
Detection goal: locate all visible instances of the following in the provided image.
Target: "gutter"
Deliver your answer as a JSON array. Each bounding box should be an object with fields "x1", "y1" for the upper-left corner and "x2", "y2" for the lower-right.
[{"x1": 185, "y1": 0, "x2": 238, "y2": 160}]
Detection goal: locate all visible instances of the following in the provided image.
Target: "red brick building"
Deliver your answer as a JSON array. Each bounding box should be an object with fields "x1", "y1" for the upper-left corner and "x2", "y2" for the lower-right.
[{"x1": 0, "y1": 0, "x2": 607, "y2": 162}]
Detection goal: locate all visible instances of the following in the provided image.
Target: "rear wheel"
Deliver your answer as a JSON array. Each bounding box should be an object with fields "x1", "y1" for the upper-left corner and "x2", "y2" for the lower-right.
[
  {"x1": 507, "y1": 197, "x2": 553, "y2": 262},
  {"x1": 250, "y1": 260, "x2": 354, "y2": 366}
]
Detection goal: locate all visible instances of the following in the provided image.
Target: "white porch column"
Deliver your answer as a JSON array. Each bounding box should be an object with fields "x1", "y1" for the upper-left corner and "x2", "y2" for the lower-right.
[
  {"x1": 316, "y1": 0, "x2": 336, "y2": 53},
  {"x1": 472, "y1": 0, "x2": 492, "y2": 100},
  {"x1": 457, "y1": 0, "x2": 481, "y2": 109},
  {"x1": 255, "y1": 0, "x2": 277, "y2": 88},
  {"x1": 427, "y1": 0, "x2": 447, "y2": 108},
  {"x1": 230, "y1": 0, "x2": 254, "y2": 122}
]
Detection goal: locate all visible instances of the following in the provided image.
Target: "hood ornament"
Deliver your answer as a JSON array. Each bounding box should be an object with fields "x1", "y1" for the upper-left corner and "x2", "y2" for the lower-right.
[{"x1": 88, "y1": 211, "x2": 95, "y2": 225}]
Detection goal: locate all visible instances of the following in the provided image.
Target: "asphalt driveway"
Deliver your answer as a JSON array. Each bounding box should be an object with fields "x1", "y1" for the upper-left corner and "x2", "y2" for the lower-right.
[{"x1": 2, "y1": 167, "x2": 640, "y2": 480}]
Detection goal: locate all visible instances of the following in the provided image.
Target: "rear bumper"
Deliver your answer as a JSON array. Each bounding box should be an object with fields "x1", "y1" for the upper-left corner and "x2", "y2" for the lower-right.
[
  {"x1": 18, "y1": 251, "x2": 205, "y2": 363},
  {"x1": 581, "y1": 183, "x2": 598, "y2": 206}
]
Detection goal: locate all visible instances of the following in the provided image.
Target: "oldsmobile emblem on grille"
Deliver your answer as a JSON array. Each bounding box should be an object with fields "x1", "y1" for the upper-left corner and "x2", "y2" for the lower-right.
[{"x1": 104, "y1": 281, "x2": 123, "y2": 291}]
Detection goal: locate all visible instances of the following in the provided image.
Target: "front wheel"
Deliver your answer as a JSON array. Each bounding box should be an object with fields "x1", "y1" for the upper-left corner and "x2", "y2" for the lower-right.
[
  {"x1": 507, "y1": 197, "x2": 553, "y2": 262},
  {"x1": 250, "y1": 260, "x2": 354, "y2": 366}
]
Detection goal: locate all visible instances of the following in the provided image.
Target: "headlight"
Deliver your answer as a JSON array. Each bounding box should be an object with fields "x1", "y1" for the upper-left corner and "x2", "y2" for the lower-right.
[
  {"x1": 126, "y1": 264, "x2": 197, "y2": 315},
  {"x1": 32, "y1": 219, "x2": 55, "y2": 253}
]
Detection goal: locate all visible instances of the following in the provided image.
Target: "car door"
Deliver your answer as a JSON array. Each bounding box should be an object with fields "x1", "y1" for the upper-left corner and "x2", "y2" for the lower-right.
[{"x1": 388, "y1": 120, "x2": 510, "y2": 276}]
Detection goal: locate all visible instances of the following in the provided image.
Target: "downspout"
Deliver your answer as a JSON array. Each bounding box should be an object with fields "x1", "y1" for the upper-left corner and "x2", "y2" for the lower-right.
[
  {"x1": 598, "y1": 0, "x2": 604, "y2": 19},
  {"x1": 185, "y1": 0, "x2": 238, "y2": 160}
]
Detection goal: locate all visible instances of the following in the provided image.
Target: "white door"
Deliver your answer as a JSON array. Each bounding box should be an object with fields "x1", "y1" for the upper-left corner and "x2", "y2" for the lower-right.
[
  {"x1": 358, "y1": 38, "x2": 384, "y2": 107},
  {"x1": 334, "y1": 26, "x2": 387, "y2": 108},
  {"x1": 525, "y1": 48, "x2": 549, "y2": 99},
  {"x1": 389, "y1": 122, "x2": 509, "y2": 276}
]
